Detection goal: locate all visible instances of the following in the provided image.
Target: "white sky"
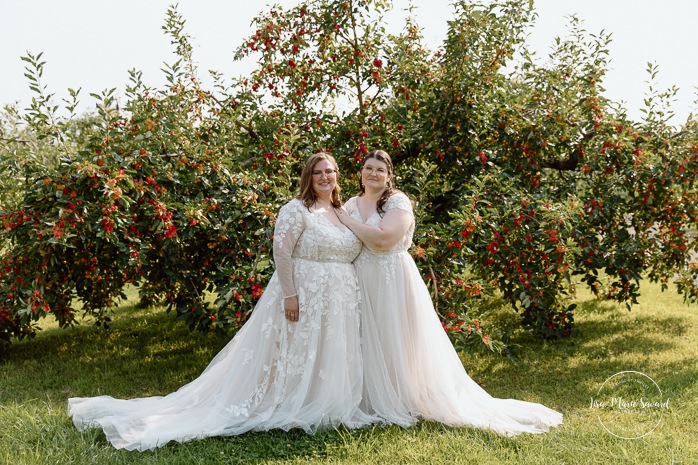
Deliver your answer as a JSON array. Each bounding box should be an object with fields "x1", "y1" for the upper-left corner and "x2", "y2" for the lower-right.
[{"x1": 1, "y1": 0, "x2": 697, "y2": 124}]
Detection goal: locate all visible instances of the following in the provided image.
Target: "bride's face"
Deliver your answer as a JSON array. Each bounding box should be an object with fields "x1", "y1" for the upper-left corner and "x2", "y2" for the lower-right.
[
  {"x1": 361, "y1": 158, "x2": 391, "y2": 191},
  {"x1": 311, "y1": 159, "x2": 338, "y2": 198}
]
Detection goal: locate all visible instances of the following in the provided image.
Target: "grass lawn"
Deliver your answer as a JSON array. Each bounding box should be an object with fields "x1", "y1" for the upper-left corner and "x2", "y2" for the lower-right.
[{"x1": 1, "y1": 280, "x2": 696, "y2": 464}]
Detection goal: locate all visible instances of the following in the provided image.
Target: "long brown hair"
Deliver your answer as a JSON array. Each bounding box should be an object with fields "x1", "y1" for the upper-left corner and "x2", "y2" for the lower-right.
[
  {"x1": 298, "y1": 152, "x2": 341, "y2": 209},
  {"x1": 359, "y1": 149, "x2": 396, "y2": 216}
]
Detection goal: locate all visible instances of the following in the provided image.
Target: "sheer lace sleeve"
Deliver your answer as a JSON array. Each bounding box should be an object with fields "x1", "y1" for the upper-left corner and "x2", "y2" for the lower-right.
[
  {"x1": 386, "y1": 193, "x2": 414, "y2": 216},
  {"x1": 273, "y1": 199, "x2": 306, "y2": 298}
]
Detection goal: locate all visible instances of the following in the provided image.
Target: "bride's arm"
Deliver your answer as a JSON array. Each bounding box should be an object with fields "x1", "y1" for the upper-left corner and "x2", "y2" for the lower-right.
[
  {"x1": 336, "y1": 207, "x2": 412, "y2": 250},
  {"x1": 273, "y1": 200, "x2": 305, "y2": 322}
]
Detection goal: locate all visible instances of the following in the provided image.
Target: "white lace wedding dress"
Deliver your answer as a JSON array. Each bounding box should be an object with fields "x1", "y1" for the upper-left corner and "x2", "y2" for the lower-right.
[
  {"x1": 345, "y1": 193, "x2": 563, "y2": 435},
  {"x1": 68, "y1": 199, "x2": 376, "y2": 451}
]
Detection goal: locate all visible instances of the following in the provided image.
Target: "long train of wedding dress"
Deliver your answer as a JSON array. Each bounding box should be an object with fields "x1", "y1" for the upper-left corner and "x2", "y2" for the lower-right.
[
  {"x1": 68, "y1": 199, "x2": 376, "y2": 451},
  {"x1": 345, "y1": 193, "x2": 563, "y2": 435}
]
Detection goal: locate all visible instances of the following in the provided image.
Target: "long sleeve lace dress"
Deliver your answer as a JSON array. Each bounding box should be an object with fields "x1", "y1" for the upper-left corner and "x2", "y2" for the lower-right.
[{"x1": 68, "y1": 198, "x2": 375, "y2": 451}]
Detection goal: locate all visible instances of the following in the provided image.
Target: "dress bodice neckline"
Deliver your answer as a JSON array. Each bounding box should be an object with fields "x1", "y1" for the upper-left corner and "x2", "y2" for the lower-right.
[{"x1": 310, "y1": 205, "x2": 348, "y2": 233}]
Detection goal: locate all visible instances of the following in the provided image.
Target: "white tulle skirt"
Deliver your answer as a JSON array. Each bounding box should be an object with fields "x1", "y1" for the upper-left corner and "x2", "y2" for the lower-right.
[
  {"x1": 68, "y1": 266, "x2": 376, "y2": 451},
  {"x1": 355, "y1": 249, "x2": 563, "y2": 435}
]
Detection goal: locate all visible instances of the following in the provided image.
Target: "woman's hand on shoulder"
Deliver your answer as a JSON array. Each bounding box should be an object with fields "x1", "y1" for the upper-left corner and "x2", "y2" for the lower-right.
[{"x1": 334, "y1": 206, "x2": 352, "y2": 226}]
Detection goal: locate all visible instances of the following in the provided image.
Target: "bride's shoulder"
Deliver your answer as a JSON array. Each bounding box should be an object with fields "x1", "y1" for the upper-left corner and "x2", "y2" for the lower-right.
[
  {"x1": 386, "y1": 191, "x2": 413, "y2": 213},
  {"x1": 389, "y1": 190, "x2": 410, "y2": 200},
  {"x1": 279, "y1": 197, "x2": 307, "y2": 217},
  {"x1": 343, "y1": 195, "x2": 359, "y2": 210}
]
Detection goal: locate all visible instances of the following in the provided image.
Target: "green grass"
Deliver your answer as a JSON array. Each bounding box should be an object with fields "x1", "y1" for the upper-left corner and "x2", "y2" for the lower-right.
[{"x1": 1, "y1": 281, "x2": 696, "y2": 464}]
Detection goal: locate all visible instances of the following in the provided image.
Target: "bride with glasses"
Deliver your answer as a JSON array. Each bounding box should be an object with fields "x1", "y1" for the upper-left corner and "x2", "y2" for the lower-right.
[
  {"x1": 336, "y1": 149, "x2": 563, "y2": 435},
  {"x1": 68, "y1": 152, "x2": 377, "y2": 451}
]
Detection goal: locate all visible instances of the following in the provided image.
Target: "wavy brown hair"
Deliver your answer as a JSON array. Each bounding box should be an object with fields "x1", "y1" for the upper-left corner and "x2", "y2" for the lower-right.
[
  {"x1": 298, "y1": 152, "x2": 341, "y2": 209},
  {"x1": 359, "y1": 149, "x2": 399, "y2": 216}
]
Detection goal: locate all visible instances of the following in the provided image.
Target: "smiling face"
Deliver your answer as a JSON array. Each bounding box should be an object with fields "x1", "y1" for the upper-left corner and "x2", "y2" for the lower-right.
[
  {"x1": 361, "y1": 157, "x2": 391, "y2": 193},
  {"x1": 311, "y1": 158, "x2": 338, "y2": 200}
]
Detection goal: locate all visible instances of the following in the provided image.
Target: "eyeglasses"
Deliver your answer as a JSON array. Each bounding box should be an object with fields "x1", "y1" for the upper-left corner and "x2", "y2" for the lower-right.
[
  {"x1": 362, "y1": 165, "x2": 388, "y2": 175},
  {"x1": 312, "y1": 169, "x2": 337, "y2": 178}
]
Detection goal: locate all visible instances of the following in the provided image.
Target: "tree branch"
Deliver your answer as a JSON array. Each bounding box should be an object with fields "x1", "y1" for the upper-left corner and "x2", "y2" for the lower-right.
[
  {"x1": 0, "y1": 136, "x2": 37, "y2": 148},
  {"x1": 203, "y1": 91, "x2": 259, "y2": 141},
  {"x1": 542, "y1": 118, "x2": 596, "y2": 170}
]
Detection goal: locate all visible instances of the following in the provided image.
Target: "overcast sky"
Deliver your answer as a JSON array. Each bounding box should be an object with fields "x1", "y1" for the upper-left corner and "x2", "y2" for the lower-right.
[{"x1": 1, "y1": 0, "x2": 696, "y2": 124}]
